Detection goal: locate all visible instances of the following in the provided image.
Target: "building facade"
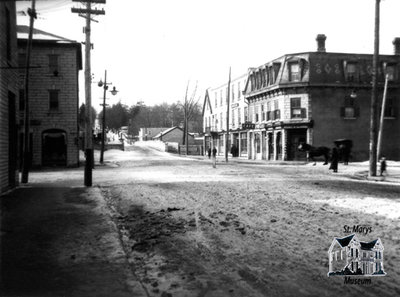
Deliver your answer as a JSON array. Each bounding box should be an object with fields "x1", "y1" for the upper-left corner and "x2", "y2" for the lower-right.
[
  {"x1": 203, "y1": 74, "x2": 248, "y2": 156},
  {"x1": 0, "y1": 2, "x2": 19, "y2": 194},
  {"x1": 17, "y1": 26, "x2": 82, "y2": 167},
  {"x1": 243, "y1": 34, "x2": 400, "y2": 161}
]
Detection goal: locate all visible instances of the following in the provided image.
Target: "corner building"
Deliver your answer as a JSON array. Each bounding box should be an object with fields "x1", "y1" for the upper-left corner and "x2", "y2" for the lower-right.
[
  {"x1": 243, "y1": 34, "x2": 400, "y2": 161},
  {"x1": 17, "y1": 26, "x2": 82, "y2": 167}
]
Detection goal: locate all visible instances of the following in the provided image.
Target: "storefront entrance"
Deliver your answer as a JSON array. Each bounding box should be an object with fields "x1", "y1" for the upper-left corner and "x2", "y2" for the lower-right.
[
  {"x1": 42, "y1": 129, "x2": 67, "y2": 166},
  {"x1": 287, "y1": 128, "x2": 307, "y2": 161}
]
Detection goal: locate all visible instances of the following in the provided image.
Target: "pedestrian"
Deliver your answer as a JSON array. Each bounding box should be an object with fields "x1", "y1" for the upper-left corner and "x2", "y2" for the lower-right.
[
  {"x1": 207, "y1": 147, "x2": 211, "y2": 159},
  {"x1": 329, "y1": 147, "x2": 339, "y2": 173},
  {"x1": 379, "y1": 156, "x2": 387, "y2": 176},
  {"x1": 212, "y1": 147, "x2": 217, "y2": 168}
]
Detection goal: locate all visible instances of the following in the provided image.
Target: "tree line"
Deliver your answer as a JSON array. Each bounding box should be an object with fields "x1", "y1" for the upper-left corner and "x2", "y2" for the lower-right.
[{"x1": 79, "y1": 100, "x2": 203, "y2": 137}]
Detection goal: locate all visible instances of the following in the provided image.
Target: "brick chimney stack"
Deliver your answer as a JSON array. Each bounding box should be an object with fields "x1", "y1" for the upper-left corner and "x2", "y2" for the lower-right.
[
  {"x1": 393, "y1": 38, "x2": 400, "y2": 55},
  {"x1": 316, "y1": 34, "x2": 327, "y2": 52}
]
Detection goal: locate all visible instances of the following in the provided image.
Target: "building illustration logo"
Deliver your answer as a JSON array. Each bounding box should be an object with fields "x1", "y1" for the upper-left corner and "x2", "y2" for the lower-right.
[{"x1": 328, "y1": 234, "x2": 386, "y2": 277}]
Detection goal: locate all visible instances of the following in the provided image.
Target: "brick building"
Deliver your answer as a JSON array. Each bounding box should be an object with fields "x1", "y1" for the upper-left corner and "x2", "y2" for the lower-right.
[
  {"x1": 0, "y1": 2, "x2": 19, "y2": 194},
  {"x1": 17, "y1": 26, "x2": 82, "y2": 167},
  {"x1": 202, "y1": 74, "x2": 248, "y2": 156},
  {"x1": 242, "y1": 34, "x2": 400, "y2": 161}
]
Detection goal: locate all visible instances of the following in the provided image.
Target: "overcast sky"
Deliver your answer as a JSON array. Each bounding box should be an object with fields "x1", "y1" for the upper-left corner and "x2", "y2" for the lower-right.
[{"x1": 16, "y1": 0, "x2": 400, "y2": 110}]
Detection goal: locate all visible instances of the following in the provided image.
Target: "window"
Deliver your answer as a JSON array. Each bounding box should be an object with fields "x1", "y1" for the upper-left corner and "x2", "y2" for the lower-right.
[
  {"x1": 49, "y1": 55, "x2": 59, "y2": 76},
  {"x1": 220, "y1": 90, "x2": 223, "y2": 106},
  {"x1": 238, "y1": 82, "x2": 241, "y2": 99},
  {"x1": 220, "y1": 113, "x2": 223, "y2": 129},
  {"x1": 261, "y1": 105, "x2": 265, "y2": 121},
  {"x1": 215, "y1": 92, "x2": 217, "y2": 108},
  {"x1": 291, "y1": 97, "x2": 305, "y2": 119},
  {"x1": 232, "y1": 109, "x2": 235, "y2": 127},
  {"x1": 385, "y1": 64, "x2": 396, "y2": 81},
  {"x1": 266, "y1": 101, "x2": 271, "y2": 121},
  {"x1": 244, "y1": 106, "x2": 248, "y2": 122},
  {"x1": 18, "y1": 53, "x2": 26, "y2": 68},
  {"x1": 269, "y1": 66, "x2": 274, "y2": 85},
  {"x1": 255, "y1": 105, "x2": 259, "y2": 122},
  {"x1": 341, "y1": 96, "x2": 359, "y2": 119},
  {"x1": 249, "y1": 106, "x2": 253, "y2": 122},
  {"x1": 289, "y1": 63, "x2": 300, "y2": 81},
  {"x1": 238, "y1": 107, "x2": 241, "y2": 124},
  {"x1": 346, "y1": 62, "x2": 357, "y2": 82},
  {"x1": 49, "y1": 90, "x2": 59, "y2": 110},
  {"x1": 232, "y1": 83, "x2": 235, "y2": 102},
  {"x1": 19, "y1": 89, "x2": 25, "y2": 111}
]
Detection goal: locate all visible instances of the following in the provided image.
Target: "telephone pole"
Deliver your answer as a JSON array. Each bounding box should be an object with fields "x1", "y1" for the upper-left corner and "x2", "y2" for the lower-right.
[
  {"x1": 225, "y1": 68, "x2": 231, "y2": 163},
  {"x1": 21, "y1": 0, "x2": 37, "y2": 184},
  {"x1": 369, "y1": 0, "x2": 380, "y2": 177},
  {"x1": 71, "y1": 0, "x2": 105, "y2": 186}
]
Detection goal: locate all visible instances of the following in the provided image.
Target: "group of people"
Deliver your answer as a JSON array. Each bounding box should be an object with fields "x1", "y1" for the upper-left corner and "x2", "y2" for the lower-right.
[{"x1": 329, "y1": 147, "x2": 387, "y2": 176}]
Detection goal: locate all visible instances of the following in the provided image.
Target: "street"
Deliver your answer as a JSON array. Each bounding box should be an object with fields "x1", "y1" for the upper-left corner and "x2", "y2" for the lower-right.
[
  {"x1": 94, "y1": 145, "x2": 400, "y2": 296},
  {"x1": 2, "y1": 144, "x2": 400, "y2": 297}
]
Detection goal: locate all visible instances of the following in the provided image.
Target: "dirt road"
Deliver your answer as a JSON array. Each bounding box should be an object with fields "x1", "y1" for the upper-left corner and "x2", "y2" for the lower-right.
[{"x1": 97, "y1": 146, "x2": 400, "y2": 297}]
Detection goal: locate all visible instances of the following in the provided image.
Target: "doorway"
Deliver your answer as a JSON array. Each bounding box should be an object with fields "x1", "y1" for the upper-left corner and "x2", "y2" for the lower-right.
[
  {"x1": 42, "y1": 129, "x2": 67, "y2": 166},
  {"x1": 287, "y1": 129, "x2": 307, "y2": 161}
]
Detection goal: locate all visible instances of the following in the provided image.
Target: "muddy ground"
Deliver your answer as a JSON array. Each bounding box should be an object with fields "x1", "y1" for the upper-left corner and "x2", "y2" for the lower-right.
[{"x1": 95, "y1": 146, "x2": 400, "y2": 297}]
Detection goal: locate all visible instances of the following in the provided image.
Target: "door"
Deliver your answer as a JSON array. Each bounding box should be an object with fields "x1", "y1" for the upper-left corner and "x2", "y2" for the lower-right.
[
  {"x1": 42, "y1": 129, "x2": 67, "y2": 166},
  {"x1": 287, "y1": 129, "x2": 307, "y2": 161}
]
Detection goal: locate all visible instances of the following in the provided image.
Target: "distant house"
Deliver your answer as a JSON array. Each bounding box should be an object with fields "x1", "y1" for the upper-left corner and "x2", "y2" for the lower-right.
[
  {"x1": 153, "y1": 126, "x2": 195, "y2": 145},
  {"x1": 0, "y1": 2, "x2": 19, "y2": 194},
  {"x1": 138, "y1": 127, "x2": 169, "y2": 141},
  {"x1": 328, "y1": 234, "x2": 385, "y2": 276},
  {"x1": 17, "y1": 25, "x2": 82, "y2": 167}
]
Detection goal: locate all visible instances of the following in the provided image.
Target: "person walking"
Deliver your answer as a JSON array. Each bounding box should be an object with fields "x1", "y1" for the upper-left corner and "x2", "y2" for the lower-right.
[
  {"x1": 329, "y1": 147, "x2": 339, "y2": 173},
  {"x1": 207, "y1": 147, "x2": 211, "y2": 159},
  {"x1": 212, "y1": 147, "x2": 217, "y2": 168},
  {"x1": 379, "y1": 156, "x2": 387, "y2": 176}
]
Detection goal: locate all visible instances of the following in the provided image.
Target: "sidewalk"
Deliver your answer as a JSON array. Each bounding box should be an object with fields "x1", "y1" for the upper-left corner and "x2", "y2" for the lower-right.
[
  {"x1": 181, "y1": 153, "x2": 400, "y2": 184},
  {"x1": 0, "y1": 178, "x2": 147, "y2": 297}
]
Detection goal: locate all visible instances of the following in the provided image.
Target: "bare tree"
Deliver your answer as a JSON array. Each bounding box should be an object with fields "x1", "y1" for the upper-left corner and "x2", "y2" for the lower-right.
[{"x1": 181, "y1": 81, "x2": 201, "y2": 154}]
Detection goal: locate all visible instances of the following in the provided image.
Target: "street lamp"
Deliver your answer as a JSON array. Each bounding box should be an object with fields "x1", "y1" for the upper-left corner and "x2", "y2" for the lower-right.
[{"x1": 98, "y1": 70, "x2": 118, "y2": 164}]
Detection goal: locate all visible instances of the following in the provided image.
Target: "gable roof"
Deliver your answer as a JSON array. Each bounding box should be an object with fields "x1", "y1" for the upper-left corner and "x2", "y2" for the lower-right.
[
  {"x1": 17, "y1": 25, "x2": 75, "y2": 42},
  {"x1": 202, "y1": 89, "x2": 212, "y2": 116},
  {"x1": 360, "y1": 239, "x2": 378, "y2": 250},
  {"x1": 153, "y1": 126, "x2": 181, "y2": 138},
  {"x1": 335, "y1": 234, "x2": 356, "y2": 248}
]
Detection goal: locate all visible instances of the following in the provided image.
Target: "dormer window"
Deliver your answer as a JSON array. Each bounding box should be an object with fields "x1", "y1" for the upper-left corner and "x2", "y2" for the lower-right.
[
  {"x1": 345, "y1": 62, "x2": 358, "y2": 82},
  {"x1": 385, "y1": 64, "x2": 396, "y2": 81},
  {"x1": 289, "y1": 63, "x2": 300, "y2": 81}
]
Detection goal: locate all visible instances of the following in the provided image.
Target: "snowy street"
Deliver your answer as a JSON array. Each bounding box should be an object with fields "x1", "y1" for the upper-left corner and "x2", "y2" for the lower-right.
[{"x1": 66, "y1": 144, "x2": 400, "y2": 297}]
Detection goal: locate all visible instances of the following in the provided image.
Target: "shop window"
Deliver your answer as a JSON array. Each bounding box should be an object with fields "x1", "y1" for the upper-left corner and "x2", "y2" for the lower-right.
[{"x1": 385, "y1": 64, "x2": 396, "y2": 81}]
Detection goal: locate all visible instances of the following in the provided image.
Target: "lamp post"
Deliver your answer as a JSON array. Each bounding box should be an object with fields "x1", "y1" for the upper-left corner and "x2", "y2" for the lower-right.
[{"x1": 98, "y1": 70, "x2": 118, "y2": 164}]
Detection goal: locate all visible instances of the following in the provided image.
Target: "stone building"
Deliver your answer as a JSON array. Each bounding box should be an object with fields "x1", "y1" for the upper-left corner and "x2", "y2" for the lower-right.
[
  {"x1": 202, "y1": 74, "x2": 248, "y2": 156},
  {"x1": 0, "y1": 2, "x2": 19, "y2": 194},
  {"x1": 243, "y1": 34, "x2": 400, "y2": 161},
  {"x1": 17, "y1": 26, "x2": 82, "y2": 167}
]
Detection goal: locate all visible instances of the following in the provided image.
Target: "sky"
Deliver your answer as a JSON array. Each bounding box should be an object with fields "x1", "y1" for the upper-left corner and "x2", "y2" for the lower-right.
[{"x1": 15, "y1": 0, "x2": 400, "y2": 111}]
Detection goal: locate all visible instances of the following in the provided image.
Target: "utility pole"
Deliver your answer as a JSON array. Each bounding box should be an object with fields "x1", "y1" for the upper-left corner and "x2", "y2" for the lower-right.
[
  {"x1": 369, "y1": 0, "x2": 380, "y2": 177},
  {"x1": 100, "y1": 70, "x2": 107, "y2": 164},
  {"x1": 72, "y1": 0, "x2": 105, "y2": 186},
  {"x1": 21, "y1": 0, "x2": 36, "y2": 184},
  {"x1": 377, "y1": 73, "x2": 389, "y2": 160},
  {"x1": 225, "y1": 67, "x2": 231, "y2": 163}
]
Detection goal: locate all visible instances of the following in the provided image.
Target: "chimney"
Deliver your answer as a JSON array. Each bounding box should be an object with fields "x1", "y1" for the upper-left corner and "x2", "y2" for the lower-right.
[
  {"x1": 393, "y1": 38, "x2": 400, "y2": 55},
  {"x1": 316, "y1": 34, "x2": 327, "y2": 52}
]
